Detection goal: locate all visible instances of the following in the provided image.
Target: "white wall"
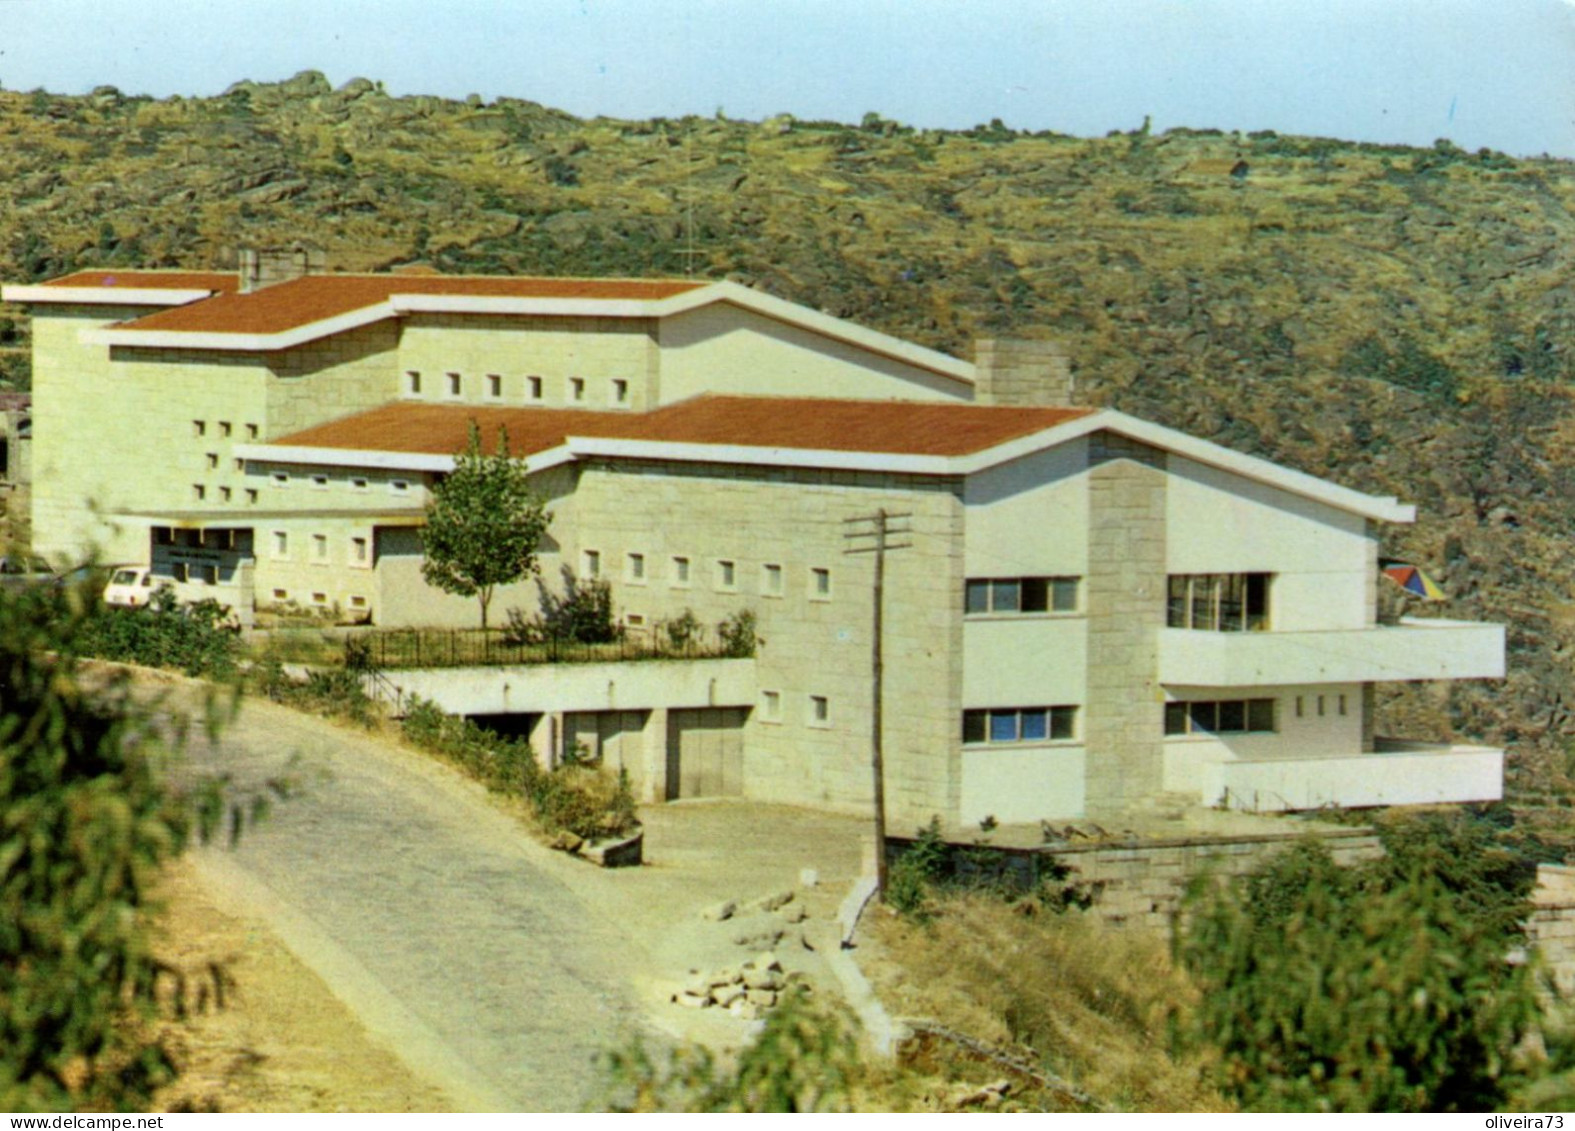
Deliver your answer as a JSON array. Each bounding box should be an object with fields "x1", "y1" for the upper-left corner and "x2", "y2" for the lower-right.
[
  {"x1": 963, "y1": 620, "x2": 1086, "y2": 705},
  {"x1": 962, "y1": 441, "x2": 1089, "y2": 578},
  {"x1": 1165, "y1": 455, "x2": 1374, "y2": 631},
  {"x1": 658, "y1": 303, "x2": 970, "y2": 404},
  {"x1": 960, "y1": 746, "x2": 1086, "y2": 824}
]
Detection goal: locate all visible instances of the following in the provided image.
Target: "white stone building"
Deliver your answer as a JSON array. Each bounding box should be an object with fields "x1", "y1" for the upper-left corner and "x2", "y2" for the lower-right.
[{"x1": 3, "y1": 265, "x2": 1505, "y2": 827}]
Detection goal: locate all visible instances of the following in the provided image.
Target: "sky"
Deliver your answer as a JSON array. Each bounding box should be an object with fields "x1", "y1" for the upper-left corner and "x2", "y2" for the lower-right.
[{"x1": 0, "y1": 0, "x2": 1570, "y2": 158}]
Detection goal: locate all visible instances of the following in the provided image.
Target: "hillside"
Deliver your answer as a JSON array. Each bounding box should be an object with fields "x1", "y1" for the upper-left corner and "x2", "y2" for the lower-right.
[{"x1": 2, "y1": 71, "x2": 1573, "y2": 806}]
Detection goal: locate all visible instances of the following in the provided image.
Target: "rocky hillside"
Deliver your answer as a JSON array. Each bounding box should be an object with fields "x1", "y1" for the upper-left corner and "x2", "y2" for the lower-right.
[{"x1": 2, "y1": 71, "x2": 1573, "y2": 802}]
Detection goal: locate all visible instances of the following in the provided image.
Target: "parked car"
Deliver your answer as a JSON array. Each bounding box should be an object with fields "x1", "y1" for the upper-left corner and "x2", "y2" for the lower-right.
[
  {"x1": 103, "y1": 565, "x2": 159, "y2": 608},
  {"x1": 0, "y1": 553, "x2": 55, "y2": 591},
  {"x1": 53, "y1": 562, "x2": 125, "y2": 597}
]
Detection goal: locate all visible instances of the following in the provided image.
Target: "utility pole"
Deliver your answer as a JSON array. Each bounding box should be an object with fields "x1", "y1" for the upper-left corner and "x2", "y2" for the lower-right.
[{"x1": 844, "y1": 509, "x2": 911, "y2": 898}]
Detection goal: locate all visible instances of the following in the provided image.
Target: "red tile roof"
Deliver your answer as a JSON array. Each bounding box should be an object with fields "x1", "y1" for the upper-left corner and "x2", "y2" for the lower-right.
[
  {"x1": 271, "y1": 396, "x2": 1091, "y2": 460},
  {"x1": 41, "y1": 270, "x2": 240, "y2": 293},
  {"x1": 112, "y1": 273, "x2": 703, "y2": 335}
]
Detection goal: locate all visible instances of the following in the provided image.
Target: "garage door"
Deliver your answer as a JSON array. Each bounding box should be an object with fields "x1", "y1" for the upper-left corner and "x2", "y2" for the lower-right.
[
  {"x1": 564, "y1": 710, "x2": 648, "y2": 780},
  {"x1": 665, "y1": 708, "x2": 747, "y2": 800}
]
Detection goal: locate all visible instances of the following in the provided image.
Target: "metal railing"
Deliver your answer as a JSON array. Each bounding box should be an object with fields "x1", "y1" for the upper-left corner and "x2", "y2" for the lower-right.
[{"x1": 358, "y1": 626, "x2": 745, "y2": 670}]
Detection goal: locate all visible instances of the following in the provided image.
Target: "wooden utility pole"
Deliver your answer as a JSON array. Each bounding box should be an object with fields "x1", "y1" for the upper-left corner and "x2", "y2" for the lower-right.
[{"x1": 844, "y1": 509, "x2": 911, "y2": 897}]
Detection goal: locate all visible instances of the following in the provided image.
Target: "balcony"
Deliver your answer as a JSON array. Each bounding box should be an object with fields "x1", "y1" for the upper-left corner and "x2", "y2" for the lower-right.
[
  {"x1": 1202, "y1": 739, "x2": 1504, "y2": 812},
  {"x1": 1158, "y1": 617, "x2": 1504, "y2": 688}
]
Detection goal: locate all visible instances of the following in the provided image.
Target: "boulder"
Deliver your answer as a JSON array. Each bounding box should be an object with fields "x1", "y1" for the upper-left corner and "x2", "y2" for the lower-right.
[{"x1": 700, "y1": 899, "x2": 737, "y2": 922}]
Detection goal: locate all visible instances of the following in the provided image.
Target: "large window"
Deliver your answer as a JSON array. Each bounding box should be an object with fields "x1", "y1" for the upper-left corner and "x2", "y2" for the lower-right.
[
  {"x1": 963, "y1": 706, "x2": 1078, "y2": 744},
  {"x1": 1164, "y1": 698, "x2": 1276, "y2": 736},
  {"x1": 1166, "y1": 573, "x2": 1271, "y2": 631},
  {"x1": 965, "y1": 576, "x2": 1080, "y2": 616}
]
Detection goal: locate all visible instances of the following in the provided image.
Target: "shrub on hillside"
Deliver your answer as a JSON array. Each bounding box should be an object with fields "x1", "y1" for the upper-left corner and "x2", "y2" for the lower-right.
[{"x1": 79, "y1": 588, "x2": 241, "y2": 678}]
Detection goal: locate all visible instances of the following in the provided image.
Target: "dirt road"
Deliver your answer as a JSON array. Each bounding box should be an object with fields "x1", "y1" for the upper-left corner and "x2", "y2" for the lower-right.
[{"x1": 185, "y1": 698, "x2": 643, "y2": 1112}]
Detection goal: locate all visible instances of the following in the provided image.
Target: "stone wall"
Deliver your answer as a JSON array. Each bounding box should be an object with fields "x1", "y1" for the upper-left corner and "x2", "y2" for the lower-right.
[
  {"x1": 972, "y1": 338, "x2": 1074, "y2": 406},
  {"x1": 1528, "y1": 865, "x2": 1575, "y2": 995}
]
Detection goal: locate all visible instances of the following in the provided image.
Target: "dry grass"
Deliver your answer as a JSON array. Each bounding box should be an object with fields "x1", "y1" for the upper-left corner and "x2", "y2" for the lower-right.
[{"x1": 865, "y1": 893, "x2": 1228, "y2": 1113}]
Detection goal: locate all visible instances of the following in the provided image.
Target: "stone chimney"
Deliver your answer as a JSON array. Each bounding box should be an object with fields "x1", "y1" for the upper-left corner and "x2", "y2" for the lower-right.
[
  {"x1": 973, "y1": 338, "x2": 1076, "y2": 407},
  {"x1": 237, "y1": 244, "x2": 325, "y2": 293}
]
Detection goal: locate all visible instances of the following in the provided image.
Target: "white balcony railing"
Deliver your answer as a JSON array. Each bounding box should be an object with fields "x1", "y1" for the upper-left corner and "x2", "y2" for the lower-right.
[
  {"x1": 1159, "y1": 617, "x2": 1504, "y2": 688},
  {"x1": 1203, "y1": 741, "x2": 1504, "y2": 812}
]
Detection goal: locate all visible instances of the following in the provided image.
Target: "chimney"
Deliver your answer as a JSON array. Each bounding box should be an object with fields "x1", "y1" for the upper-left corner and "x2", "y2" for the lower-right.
[
  {"x1": 972, "y1": 338, "x2": 1076, "y2": 407},
  {"x1": 237, "y1": 244, "x2": 325, "y2": 293}
]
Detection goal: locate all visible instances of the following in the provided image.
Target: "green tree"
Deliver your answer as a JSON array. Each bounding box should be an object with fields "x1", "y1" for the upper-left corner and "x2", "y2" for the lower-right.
[
  {"x1": 1176, "y1": 835, "x2": 1537, "y2": 1112},
  {"x1": 0, "y1": 584, "x2": 271, "y2": 1110},
  {"x1": 421, "y1": 422, "x2": 550, "y2": 630}
]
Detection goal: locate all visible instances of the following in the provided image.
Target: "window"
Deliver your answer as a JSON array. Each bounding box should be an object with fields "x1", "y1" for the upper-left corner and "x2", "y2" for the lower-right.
[
  {"x1": 219, "y1": 486, "x2": 232, "y2": 503},
  {"x1": 762, "y1": 563, "x2": 783, "y2": 596},
  {"x1": 219, "y1": 421, "x2": 232, "y2": 438},
  {"x1": 761, "y1": 690, "x2": 782, "y2": 722},
  {"x1": 312, "y1": 534, "x2": 328, "y2": 562},
  {"x1": 627, "y1": 552, "x2": 646, "y2": 582},
  {"x1": 271, "y1": 471, "x2": 290, "y2": 488},
  {"x1": 350, "y1": 595, "x2": 368, "y2": 610},
  {"x1": 406, "y1": 370, "x2": 422, "y2": 396},
  {"x1": 716, "y1": 559, "x2": 736, "y2": 589},
  {"x1": 205, "y1": 452, "x2": 219, "y2": 470},
  {"x1": 192, "y1": 420, "x2": 206, "y2": 438},
  {"x1": 811, "y1": 567, "x2": 832, "y2": 600},
  {"x1": 233, "y1": 457, "x2": 245, "y2": 472},
  {"x1": 192, "y1": 484, "x2": 206, "y2": 502},
  {"x1": 311, "y1": 473, "x2": 329, "y2": 490},
  {"x1": 199, "y1": 564, "x2": 219, "y2": 585},
  {"x1": 390, "y1": 479, "x2": 410, "y2": 495},
  {"x1": 582, "y1": 549, "x2": 601, "y2": 578},
  {"x1": 446, "y1": 372, "x2": 462, "y2": 397},
  {"x1": 1338, "y1": 694, "x2": 1348, "y2": 716},
  {"x1": 245, "y1": 489, "x2": 258, "y2": 505},
  {"x1": 1166, "y1": 573, "x2": 1272, "y2": 631},
  {"x1": 612, "y1": 379, "x2": 629, "y2": 404},
  {"x1": 570, "y1": 377, "x2": 585, "y2": 402},
  {"x1": 528, "y1": 375, "x2": 543, "y2": 401},
  {"x1": 486, "y1": 373, "x2": 502, "y2": 399},
  {"x1": 1164, "y1": 698, "x2": 1277, "y2": 736},
  {"x1": 962, "y1": 706, "x2": 1078, "y2": 744},
  {"x1": 272, "y1": 588, "x2": 289, "y2": 601},
  {"x1": 351, "y1": 476, "x2": 369, "y2": 491},
  {"x1": 312, "y1": 592, "x2": 328, "y2": 606},
  {"x1": 170, "y1": 562, "x2": 189, "y2": 584},
  {"x1": 965, "y1": 576, "x2": 1080, "y2": 615},
  {"x1": 246, "y1": 423, "x2": 259, "y2": 440},
  {"x1": 351, "y1": 536, "x2": 369, "y2": 565},
  {"x1": 671, "y1": 555, "x2": 691, "y2": 586},
  {"x1": 625, "y1": 613, "x2": 645, "y2": 627},
  {"x1": 809, "y1": 695, "x2": 830, "y2": 727},
  {"x1": 154, "y1": 527, "x2": 174, "y2": 546},
  {"x1": 273, "y1": 531, "x2": 289, "y2": 558}
]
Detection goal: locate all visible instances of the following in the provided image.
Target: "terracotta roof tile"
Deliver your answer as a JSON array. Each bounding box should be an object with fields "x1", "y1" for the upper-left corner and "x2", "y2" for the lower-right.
[
  {"x1": 41, "y1": 270, "x2": 239, "y2": 293},
  {"x1": 270, "y1": 396, "x2": 1091, "y2": 461},
  {"x1": 114, "y1": 273, "x2": 703, "y2": 335}
]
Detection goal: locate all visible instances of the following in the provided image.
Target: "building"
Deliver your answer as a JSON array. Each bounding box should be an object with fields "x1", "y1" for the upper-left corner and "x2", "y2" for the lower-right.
[{"x1": 2, "y1": 265, "x2": 1506, "y2": 828}]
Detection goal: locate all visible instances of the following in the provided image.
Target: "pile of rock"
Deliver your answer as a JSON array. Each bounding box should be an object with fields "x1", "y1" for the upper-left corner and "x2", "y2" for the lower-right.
[{"x1": 671, "y1": 952, "x2": 806, "y2": 1020}]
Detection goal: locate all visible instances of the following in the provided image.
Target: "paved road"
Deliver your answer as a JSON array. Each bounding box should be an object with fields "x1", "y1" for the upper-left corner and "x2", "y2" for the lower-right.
[{"x1": 184, "y1": 697, "x2": 641, "y2": 1112}]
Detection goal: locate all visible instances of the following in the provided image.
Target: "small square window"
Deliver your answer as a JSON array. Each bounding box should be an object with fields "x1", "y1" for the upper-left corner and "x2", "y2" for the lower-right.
[
  {"x1": 570, "y1": 377, "x2": 585, "y2": 402},
  {"x1": 1020, "y1": 710, "x2": 1048, "y2": 742},
  {"x1": 811, "y1": 567, "x2": 831, "y2": 599},
  {"x1": 625, "y1": 613, "x2": 645, "y2": 627},
  {"x1": 965, "y1": 580, "x2": 990, "y2": 614},
  {"x1": 963, "y1": 711, "x2": 987, "y2": 744},
  {"x1": 583, "y1": 549, "x2": 601, "y2": 578},
  {"x1": 200, "y1": 564, "x2": 219, "y2": 585},
  {"x1": 271, "y1": 471, "x2": 290, "y2": 488},
  {"x1": 311, "y1": 473, "x2": 329, "y2": 490},
  {"x1": 219, "y1": 421, "x2": 232, "y2": 438},
  {"x1": 352, "y1": 536, "x2": 369, "y2": 564},
  {"x1": 390, "y1": 479, "x2": 410, "y2": 495},
  {"x1": 486, "y1": 373, "x2": 502, "y2": 399},
  {"x1": 991, "y1": 579, "x2": 1021, "y2": 613},
  {"x1": 272, "y1": 531, "x2": 289, "y2": 558},
  {"x1": 447, "y1": 372, "x2": 462, "y2": 397},
  {"x1": 1248, "y1": 699, "x2": 1277, "y2": 732},
  {"x1": 1050, "y1": 706, "x2": 1077, "y2": 741},
  {"x1": 762, "y1": 563, "x2": 783, "y2": 596},
  {"x1": 205, "y1": 451, "x2": 219, "y2": 470},
  {"x1": 1052, "y1": 578, "x2": 1080, "y2": 612},
  {"x1": 350, "y1": 595, "x2": 367, "y2": 609},
  {"x1": 989, "y1": 711, "x2": 1018, "y2": 743},
  {"x1": 233, "y1": 457, "x2": 245, "y2": 472},
  {"x1": 612, "y1": 379, "x2": 629, "y2": 404},
  {"x1": 246, "y1": 423, "x2": 259, "y2": 440},
  {"x1": 761, "y1": 690, "x2": 782, "y2": 722},
  {"x1": 717, "y1": 559, "x2": 736, "y2": 589},
  {"x1": 245, "y1": 489, "x2": 258, "y2": 505},
  {"x1": 192, "y1": 483, "x2": 206, "y2": 502},
  {"x1": 627, "y1": 552, "x2": 646, "y2": 581},
  {"x1": 312, "y1": 592, "x2": 327, "y2": 606},
  {"x1": 406, "y1": 370, "x2": 422, "y2": 395},
  {"x1": 192, "y1": 420, "x2": 206, "y2": 438},
  {"x1": 272, "y1": 588, "x2": 288, "y2": 601},
  {"x1": 671, "y1": 555, "x2": 691, "y2": 586},
  {"x1": 528, "y1": 375, "x2": 543, "y2": 401},
  {"x1": 351, "y1": 477, "x2": 368, "y2": 491},
  {"x1": 1338, "y1": 694, "x2": 1348, "y2": 717},
  {"x1": 313, "y1": 534, "x2": 328, "y2": 561},
  {"x1": 809, "y1": 695, "x2": 830, "y2": 727},
  {"x1": 171, "y1": 562, "x2": 190, "y2": 584},
  {"x1": 219, "y1": 486, "x2": 232, "y2": 502}
]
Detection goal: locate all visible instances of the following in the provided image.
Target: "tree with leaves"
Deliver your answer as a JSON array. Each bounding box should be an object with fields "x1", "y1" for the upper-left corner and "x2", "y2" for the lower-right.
[
  {"x1": 0, "y1": 583, "x2": 279, "y2": 1110},
  {"x1": 421, "y1": 421, "x2": 550, "y2": 630}
]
